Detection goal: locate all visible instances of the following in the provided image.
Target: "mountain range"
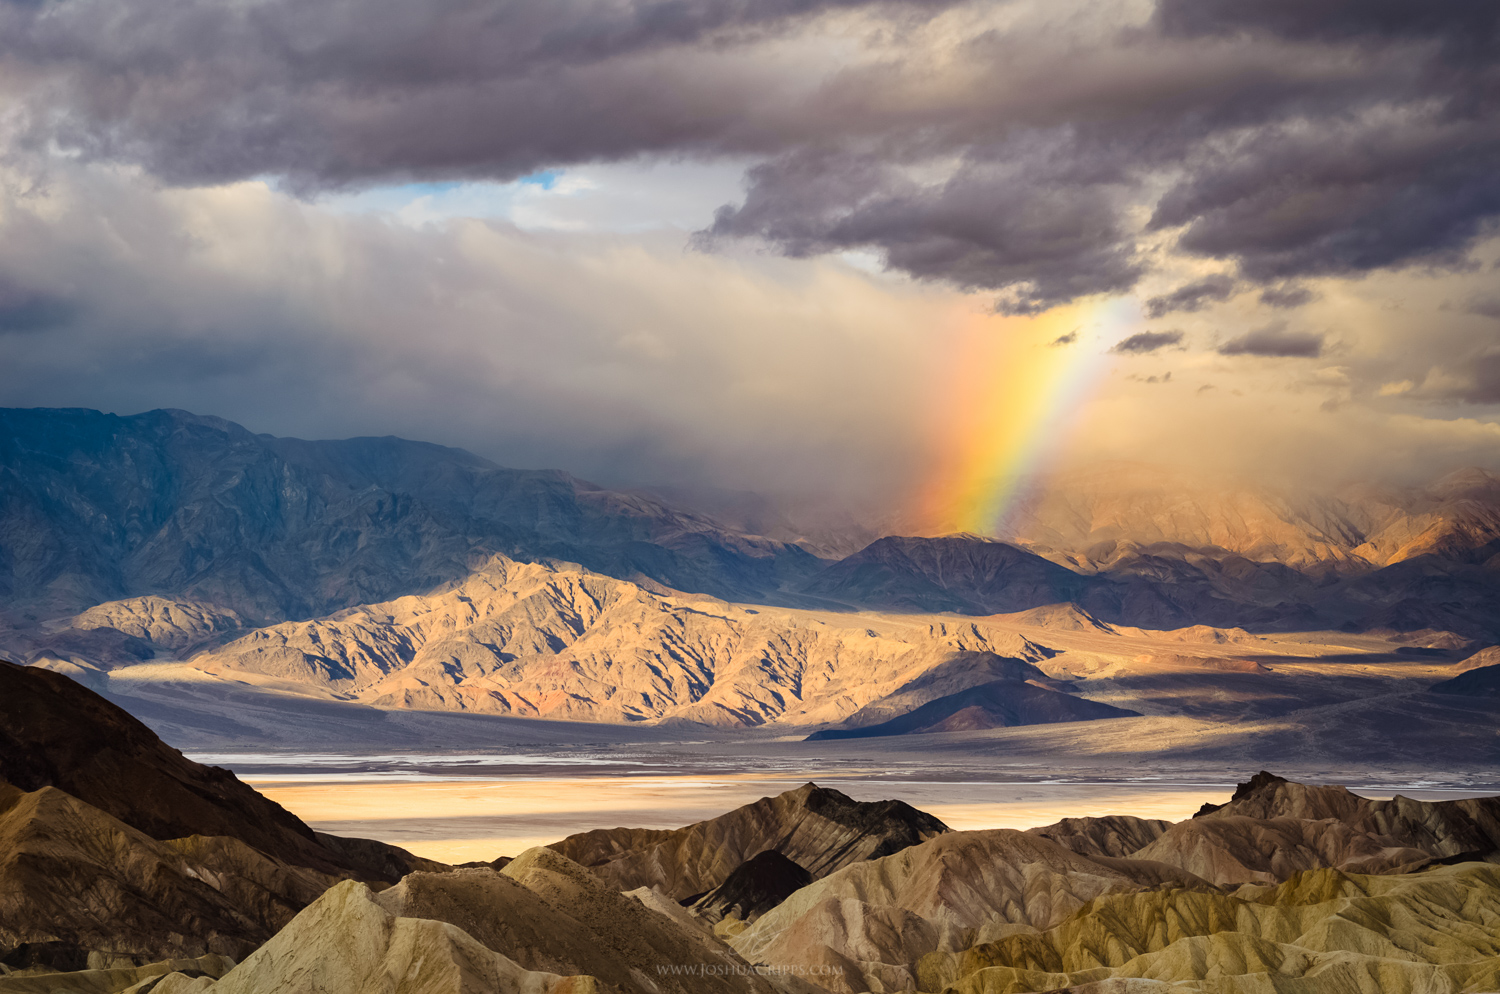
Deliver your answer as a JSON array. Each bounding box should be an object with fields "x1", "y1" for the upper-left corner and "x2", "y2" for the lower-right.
[
  {"x1": 1, "y1": 406, "x2": 1499, "y2": 748},
  {"x1": 5, "y1": 408, "x2": 1500, "y2": 633}
]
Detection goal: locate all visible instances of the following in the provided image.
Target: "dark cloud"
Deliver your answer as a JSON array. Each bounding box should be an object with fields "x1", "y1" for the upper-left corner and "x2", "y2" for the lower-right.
[
  {"x1": 1154, "y1": 0, "x2": 1499, "y2": 61},
  {"x1": 0, "y1": 0, "x2": 1495, "y2": 307},
  {"x1": 1459, "y1": 354, "x2": 1500, "y2": 403},
  {"x1": 1144, "y1": 274, "x2": 1237, "y2": 317},
  {"x1": 1051, "y1": 330, "x2": 1078, "y2": 346},
  {"x1": 0, "y1": 0, "x2": 957, "y2": 187},
  {"x1": 1464, "y1": 293, "x2": 1500, "y2": 319},
  {"x1": 1422, "y1": 352, "x2": 1500, "y2": 404},
  {"x1": 1218, "y1": 324, "x2": 1324, "y2": 357},
  {"x1": 0, "y1": 281, "x2": 77, "y2": 332},
  {"x1": 1150, "y1": 118, "x2": 1500, "y2": 282},
  {"x1": 700, "y1": 145, "x2": 1143, "y2": 313},
  {"x1": 1259, "y1": 284, "x2": 1317, "y2": 309},
  {"x1": 1112, "y1": 330, "x2": 1184, "y2": 354}
]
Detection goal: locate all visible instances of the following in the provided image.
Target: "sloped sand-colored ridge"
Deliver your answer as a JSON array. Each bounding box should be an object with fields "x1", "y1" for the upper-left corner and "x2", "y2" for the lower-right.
[{"x1": 922, "y1": 863, "x2": 1500, "y2": 994}]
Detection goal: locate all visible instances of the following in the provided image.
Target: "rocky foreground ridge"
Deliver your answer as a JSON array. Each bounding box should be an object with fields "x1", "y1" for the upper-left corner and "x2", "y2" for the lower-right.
[{"x1": 3, "y1": 664, "x2": 1500, "y2": 994}]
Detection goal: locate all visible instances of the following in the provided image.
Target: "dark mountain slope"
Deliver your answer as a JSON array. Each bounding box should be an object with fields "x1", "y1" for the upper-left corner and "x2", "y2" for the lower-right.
[
  {"x1": 800, "y1": 535, "x2": 1092, "y2": 614},
  {"x1": 805, "y1": 531, "x2": 1500, "y2": 638},
  {"x1": 548, "y1": 782, "x2": 948, "y2": 901},
  {"x1": 833, "y1": 650, "x2": 1059, "y2": 728},
  {"x1": 690, "y1": 850, "x2": 813, "y2": 925},
  {"x1": 1432, "y1": 663, "x2": 1500, "y2": 697},
  {"x1": 804, "y1": 680, "x2": 1140, "y2": 740},
  {"x1": 0, "y1": 781, "x2": 332, "y2": 970},
  {"x1": 0, "y1": 407, "x2": 822, "y2": 622},
  {"x1": 0, "y1": 660, "x2": 427, "y2": 881}
]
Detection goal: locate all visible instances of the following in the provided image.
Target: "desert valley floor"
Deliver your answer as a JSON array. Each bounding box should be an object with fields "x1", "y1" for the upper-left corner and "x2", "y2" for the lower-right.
[{"x1": 239, "y1": 767, "x2": 1500, "y2": 866}]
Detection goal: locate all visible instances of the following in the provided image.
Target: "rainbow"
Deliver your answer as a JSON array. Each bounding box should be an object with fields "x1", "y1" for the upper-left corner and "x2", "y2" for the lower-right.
[{"x1": 915, "y1": 296, "x2": 1140, "y2": 536}]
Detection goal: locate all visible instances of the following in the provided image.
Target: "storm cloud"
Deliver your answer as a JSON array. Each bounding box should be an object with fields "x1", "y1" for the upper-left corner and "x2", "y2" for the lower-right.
[
  {"x1": 1218, "y1": 325, "x2": 1325, "y2": 358},
  {"x1": 0, "y1": 0, "x2": 1496, "y2": 517},
  {"x1": 1112, "y1": 330, "x2": 1185, "y2": 355},
  {"x1": 1145, "y1": 275, "x2": 1238, "y2": 318},
  {"x1": 0, "y1": 0, "x2": 1492, "y2": 304}
]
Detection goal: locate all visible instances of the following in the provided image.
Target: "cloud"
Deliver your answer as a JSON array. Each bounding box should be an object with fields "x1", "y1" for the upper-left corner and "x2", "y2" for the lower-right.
[
  {"x1": 1051, "y1": 330, "x2": 1078, "y2": 346},
  {"x1": 1218, "y1": 324, "x2": 1324, "y2": 357},
  {"x1": 0, "y1": 0, "x2": 1492, "y2": 306},
  {"x1": 699, "y1": 145, "x2": 1144, "y2": 314},
  {"x1": 1153, "y1": 0, "x2": 1499, "y2": 60},
  {"x1": 1259, "y1": 284, "x2": 1317, "y2": 309},
  {"x1": 1424, "y1": 352, "x2": 1500, "y2": 404},
  {"x1": 0, "y1": 162, "x2": 946, "y2": 503},
  {"x1": 1464, "y1": 293, "x2": 1500, "y2": 319},
  {"x1": 1112, "y1": 330, "x2": 1185, "y2": 354},
  {"x1": 1144, "y1": 274, "x2": 1237, "y2": 317},
  {"x1": 0, "y1": 280, "x2": 78, "y2": 333}
]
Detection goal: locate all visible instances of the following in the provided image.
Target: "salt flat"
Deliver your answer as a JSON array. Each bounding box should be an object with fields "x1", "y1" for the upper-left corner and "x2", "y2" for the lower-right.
[
  {"x1": 244, "y1": 752, "x2": 1500, "y2": 864},
  {"x1": 247, "y1": 773, "x2": 1230, "y2": 863}
]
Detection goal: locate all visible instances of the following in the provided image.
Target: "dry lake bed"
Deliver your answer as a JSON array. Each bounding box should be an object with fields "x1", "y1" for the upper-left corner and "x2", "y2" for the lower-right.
[{"x1": 202, "y1": 752, "x2": 1500, "y2": 863}]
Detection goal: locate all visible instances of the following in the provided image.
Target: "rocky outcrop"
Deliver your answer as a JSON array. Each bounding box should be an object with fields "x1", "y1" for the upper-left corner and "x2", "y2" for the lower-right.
[
  {"x1": 1024, "y1": 815, "x2": 1171, "y2": 858},
  {"x1": 729, "y1": 829, "x2": 1213, "y2": 994},
  {"x1": 0, "y1": 954, "x2": 234, "y2": 993},
  {"x1": 690, "y1": 851, "x2": 813, "y2": 926},
  {"x1": 0, "y1": 661, "x2": 429, "y2": 882},
  {"x1": 0, "y1": 780, "x2": 334, "y2": 969},
  {"x1": 548, "y1": 829, "x2": 677, "y2": 869},
  {"x1": 498, "y1": 848, "x2": 779, "y2": 994},
  {"x1": 921, "y1": 863, "x2": 1500, "y2": 994},
  {"x1": 552, "y1": 784, "x2": 948, "y2": 901},
  {"x1": 135, "y1": 850, "x2": 795, "y2": 994},
  {"x1": 1131, "y1": 772, "x2": 1500, "y2": 886},
  {"x1": 146, "y1": 879, "x2": 613, "y2": 994}
]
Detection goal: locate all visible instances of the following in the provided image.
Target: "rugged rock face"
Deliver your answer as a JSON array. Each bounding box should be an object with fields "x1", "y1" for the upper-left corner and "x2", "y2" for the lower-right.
[
  {"x1": 138, "y1": 850, "x2": 799, "y2": 994},
  {"x1": 1024, "y1": 815, "x2": 1171, "y2": 858},
  {"x1": 1132, "y1": 771, "x2": 1500, "y2": 887},
  {"x1": 0, "y1": 407, "x2": 820, "y2": 623},
  {"x1": 0, "y1": 780, "x2": 334, "y2": 969},
  {"x1": 804, "y1": 681, "x2": 1139, "y2": 740},
  {"x1": 729, "y1": 829, "x2": 1213, "y2": 994},
  {"x1": 0, "y1": 954, "x2": 235, "y2": 993},
  {"x1": 690, "y1": 851, "x2": 814, "y2": 926},
  {"x1": 923, "y1": 863, "x2": 1500, "y2": 994},
  {"x1": 498, "y1": 848, "x2": 779, "y2": 994},
  {"x1": 550, "y1": 784, "x2": 949, "y2": 901},
  {"x1": 7, "y1": 769, "x2": 1500, "y2": 994},
  {"x1": 0, "y1": 661, "x2": 427, "y2": 882},
  {"x1": 40, "y1": 562, "x2": 1069, "y2": 728},
  {"x1": 800, "y1": 536, "x2": 1091, "y2": 615},
  {"x1": 146, "y1": 879, "x2": 613, "y2": 994}
]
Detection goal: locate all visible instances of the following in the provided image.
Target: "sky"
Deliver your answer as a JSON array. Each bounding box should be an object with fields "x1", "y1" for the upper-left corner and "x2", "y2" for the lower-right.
[{"x1": 0, "y1": 0, "x2": 1496, "y2": 533}]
